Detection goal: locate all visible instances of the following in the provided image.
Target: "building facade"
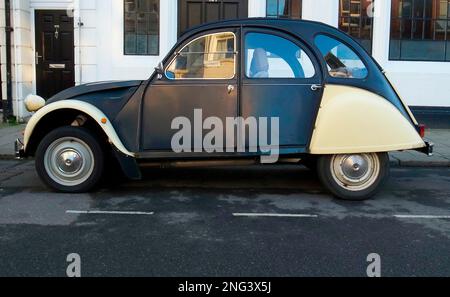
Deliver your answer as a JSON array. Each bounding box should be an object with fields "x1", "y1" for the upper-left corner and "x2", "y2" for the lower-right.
[{"x1": 1, "y1": 0, "x2": 449, "y2": 123}]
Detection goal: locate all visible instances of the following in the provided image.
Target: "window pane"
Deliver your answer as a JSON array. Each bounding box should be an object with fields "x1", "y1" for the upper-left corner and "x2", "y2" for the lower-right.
[
  {"x1": 339, "y1": 0, "x2": 374, "y2": 53},
  {"x1": 166, "y1": 32, "x2": 236, "y2": 79},
  {"x1": 124, "y1": 0, "x2": 159, "y2": 55},
  {"x1": 315, "y1": 34, "x2": 368, "y2": 79},
  {"x1": 266, "y1": 0, "x2": 302, "y2": 19},
  {"x1": 389, "y1": 0, "x2": 450, "y2": 61},
  {"x1": 245, "y1": 33, "x2": 315, "y2": 79},
  {"x1": 267, "y1": 0, "x2": 278, "y2": 17}
]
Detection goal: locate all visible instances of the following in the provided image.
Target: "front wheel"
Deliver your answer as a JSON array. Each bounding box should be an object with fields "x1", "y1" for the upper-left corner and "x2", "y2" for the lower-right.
[
  {"x1": 35, "y1": 127, "x2": 105, "y2": 193},
  {"x1": 317, "y1": 153, "x2": 390, "y2": 201}
]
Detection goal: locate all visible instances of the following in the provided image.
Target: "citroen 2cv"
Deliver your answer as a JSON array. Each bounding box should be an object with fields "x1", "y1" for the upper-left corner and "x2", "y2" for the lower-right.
[{"x1": 16, "y1": 19, "x2": 433, "y2": 201}]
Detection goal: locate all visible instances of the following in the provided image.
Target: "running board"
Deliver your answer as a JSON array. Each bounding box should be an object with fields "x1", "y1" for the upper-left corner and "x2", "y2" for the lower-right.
[{"x1": 138, "y1": 158, "x2": 301, "y2": 169}]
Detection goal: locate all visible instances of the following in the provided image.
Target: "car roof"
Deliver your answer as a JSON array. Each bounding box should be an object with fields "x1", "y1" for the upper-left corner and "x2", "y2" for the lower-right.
[
  {"x1": 181, "y1": 18, "x2": 347, "y2": 42},
  {"x1": 175, "y1": 18, "x2": 408, "y2": 118}
]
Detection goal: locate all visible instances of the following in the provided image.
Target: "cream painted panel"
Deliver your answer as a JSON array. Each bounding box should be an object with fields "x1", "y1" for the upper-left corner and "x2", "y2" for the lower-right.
[
  {"x1": 24, "y1": 100, "x2": 135, "y2": 157},
  {"x1": 384, "y1": 74, "x2": 418, "y2": 125},
  {"x1": 309, "y1": 85, "x2": 425, "y2": 155}
]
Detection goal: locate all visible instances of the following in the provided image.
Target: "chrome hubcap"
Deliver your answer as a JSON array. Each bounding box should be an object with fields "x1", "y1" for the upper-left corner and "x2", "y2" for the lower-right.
[
  {"x1": 57, "y1": 150, "x2": 83, "y2": 174},
  {"x1": 331, "y1": 153, "x2": 380, "y2": 191},
  {"x1": 341, "y1": 155, "x2": 369, "y2": 180},
  {"x1": 44, "y1": 137, "x2": 95, "y2": 187}
]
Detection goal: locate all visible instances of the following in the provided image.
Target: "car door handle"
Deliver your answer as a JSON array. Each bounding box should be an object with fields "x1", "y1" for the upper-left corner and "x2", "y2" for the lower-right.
[
  {"x1": 311, "y1": 84, "x2": 324, "y2": 91},
  {"x1": 227, "y1": 85, "x2": 235, "y2": 94}
]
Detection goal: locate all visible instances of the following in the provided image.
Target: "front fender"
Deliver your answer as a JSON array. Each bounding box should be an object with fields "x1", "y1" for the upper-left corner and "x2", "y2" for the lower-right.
[{"x1": 24, "y1": 100, "x2": 135, "y2": 157}]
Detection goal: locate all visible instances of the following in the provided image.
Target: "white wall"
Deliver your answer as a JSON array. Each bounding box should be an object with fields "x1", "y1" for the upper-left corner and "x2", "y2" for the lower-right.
[
  {"x1": 2, "y1": 0, "x2": 450, "y2": 120},
  {"x1": 74, "y1": 0, "x2": 97, "y2": 84},
  {"x1": 96, "y1": 0, "x2": 266, "y2": 81},
  {"x1": 372, "y1": 0, "x2": 450, "y2": 107},
  {"x1": 302, "y1": 0, "x2": 339, "y2": 26},
  {"x1": 95, "y1": 0, "x2": 178, "y2": 81},
  {"x1": 0, "y1": 0, "x2": 35, "y2": 120}
]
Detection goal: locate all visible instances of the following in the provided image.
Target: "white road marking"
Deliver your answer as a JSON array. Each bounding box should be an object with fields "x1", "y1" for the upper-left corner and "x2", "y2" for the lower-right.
[
  {"x1": 233, "y1": 213, "x2": 318, "y2": 218},
  {"x1": 394, "y1": 215, "x2": 450, "y2": 219},
  {"x1": 66, "y1": 210, "x2": 154, "y2": 216}
]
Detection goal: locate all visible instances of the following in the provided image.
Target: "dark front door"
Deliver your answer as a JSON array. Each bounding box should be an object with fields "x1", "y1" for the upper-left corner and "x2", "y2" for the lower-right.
[
  {"x1": 178, "y1": 0, "x2": 248, "y2": 36},
  {"x1": 143, "y1": 30, "x2": 239, "y2": 152},
  {"x1": 35, "y1": 10, "x2": 75, "y2": 99}
]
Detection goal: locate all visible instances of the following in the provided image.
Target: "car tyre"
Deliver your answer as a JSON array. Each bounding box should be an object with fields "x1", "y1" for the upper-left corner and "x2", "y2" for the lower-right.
[
  {"x1": 35, "y1": 126, "x2": 104, "y2": 193},
  {"x1": 317, "y1": 153, "x2": 390, "y2": 201}
]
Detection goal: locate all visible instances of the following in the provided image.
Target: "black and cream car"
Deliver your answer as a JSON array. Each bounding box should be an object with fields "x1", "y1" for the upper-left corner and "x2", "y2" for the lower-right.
[{"x1": 16, "y1": 19, "x2": 433, "y2": 201}]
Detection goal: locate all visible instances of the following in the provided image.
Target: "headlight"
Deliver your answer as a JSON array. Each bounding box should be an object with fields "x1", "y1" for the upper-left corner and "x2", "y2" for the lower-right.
[{"x1": 24, "y1": 94, "x2": 46, "y2": 112}]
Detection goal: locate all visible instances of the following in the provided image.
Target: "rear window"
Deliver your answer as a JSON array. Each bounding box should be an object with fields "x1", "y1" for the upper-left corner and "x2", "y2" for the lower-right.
[{"x1": 314, "y1": 35, "x2": 368, "y2": 79}]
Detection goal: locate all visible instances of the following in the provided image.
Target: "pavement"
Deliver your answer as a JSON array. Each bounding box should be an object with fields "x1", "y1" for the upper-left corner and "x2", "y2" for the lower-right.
[
  {"x1": 0, "y1": 123, "x2": 449, "y2": 167},
  {"x1": 0, "y1": 123, "x2": 25, "y2": 159},
  {"x1": 0, "y1": 161, "x2": 449, "y2": 277}
]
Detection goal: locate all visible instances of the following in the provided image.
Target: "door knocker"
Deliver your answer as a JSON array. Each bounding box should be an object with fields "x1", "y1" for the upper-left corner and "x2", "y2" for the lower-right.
[{"x1": 54, "y1": 25, "x2": 60, "y2": 39}]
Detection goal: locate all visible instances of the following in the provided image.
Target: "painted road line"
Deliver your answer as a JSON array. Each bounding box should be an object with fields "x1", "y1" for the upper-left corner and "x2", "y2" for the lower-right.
[
  {"x1": 233, "y1": 213, "x2": 318, "y2": 218},
  {"x1": 394, "y1": 215, "x2": 450, "y2": 219},
  {"x1": 66, "y1": 210, "x2": 154, "y2": 216}
]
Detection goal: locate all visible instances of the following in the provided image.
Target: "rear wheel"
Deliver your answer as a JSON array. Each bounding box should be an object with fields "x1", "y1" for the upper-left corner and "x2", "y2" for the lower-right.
[
  {"x1": 35, "y1": 127, "x2": 104, "y2": 193},
  {"x1": 317, "y1": 153, "x2": 389, "y2": 201}
]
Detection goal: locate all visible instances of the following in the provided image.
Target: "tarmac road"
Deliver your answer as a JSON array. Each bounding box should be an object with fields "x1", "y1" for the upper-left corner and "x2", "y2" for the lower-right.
[{"x1": 0, "y1": 160, "x2": 449, "y2": 277}]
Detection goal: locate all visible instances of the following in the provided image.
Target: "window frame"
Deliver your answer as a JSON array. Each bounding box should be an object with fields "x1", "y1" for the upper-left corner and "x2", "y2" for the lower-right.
[
  {"x1": 389, "y1": 0, "x2": 450, "y2": 62},
  {"x1": 243, "y1": 31, "x2": 317, "y2": 80},
  {"x1": 338, "y1": 0, "x2": 375, "y2": 54},
  {"x1": 266, "y1": 0, "x2": 303, "y2": 19},
  {"x1": 123, "y1": 0, "x2": 161, "y2": 56},
  {"x1": 314, "y1": 33, "x2": 370, "y2": 80},
  {"x1": 164, "y1": 31, "x2": 238, "y2": 80}
]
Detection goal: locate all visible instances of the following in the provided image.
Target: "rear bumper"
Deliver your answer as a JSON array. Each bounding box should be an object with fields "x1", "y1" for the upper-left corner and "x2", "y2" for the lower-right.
[
  {"x1": 415, "y1": 141, "x2": 434, "y2": 156},
  {"x1": 14, "y1": 139, "x2": 26, "y2": 159}
]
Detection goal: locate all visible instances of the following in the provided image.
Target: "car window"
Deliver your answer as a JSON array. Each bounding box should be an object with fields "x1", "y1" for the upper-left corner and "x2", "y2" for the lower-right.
[
  {"x1": 245, "y1": 33, "x2": 315, "y2": 79},
  {"x1": 314, "y1": 34, "x2": 368, "y2": 79},
  {"x1": 166, "y1": 32, "x2": 236, "y2": 80}
]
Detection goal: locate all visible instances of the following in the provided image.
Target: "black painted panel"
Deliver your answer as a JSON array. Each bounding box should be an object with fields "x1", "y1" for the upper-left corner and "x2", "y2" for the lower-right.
[
  {"x1": 143, "y1": 83, "x2": 238, "y2": 151},
  {"x1": 241, "y1": 84, "x2": 321, "y2": 147}
]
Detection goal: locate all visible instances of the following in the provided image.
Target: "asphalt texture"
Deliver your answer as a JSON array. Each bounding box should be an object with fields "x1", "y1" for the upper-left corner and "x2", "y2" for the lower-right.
[{"x1": 0, "y1": 160, "x2": 449, "y2": 277}]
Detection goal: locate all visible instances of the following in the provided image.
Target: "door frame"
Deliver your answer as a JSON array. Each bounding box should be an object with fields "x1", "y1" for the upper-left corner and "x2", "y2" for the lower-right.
[
  {"x1": 139, "y1": 27, "x2": 242, "y2": 155},
  {"x1": 239, "y1": 26, "x2": 325, "y2": 150},
  {"x1": 177, "y1": 0, "x2": 249, "y2": 36},
  {"x1": 31, "y1": 5, "x2": 77, "y2": 96}
]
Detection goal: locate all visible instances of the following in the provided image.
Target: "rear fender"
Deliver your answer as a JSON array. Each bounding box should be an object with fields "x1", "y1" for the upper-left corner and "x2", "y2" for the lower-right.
[{"x1": 309, "y1": 85, "x2": 425, "y2": 155}]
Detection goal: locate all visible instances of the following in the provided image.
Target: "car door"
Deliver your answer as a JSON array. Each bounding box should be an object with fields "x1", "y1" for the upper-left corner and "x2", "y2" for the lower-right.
[
  {"x1": 241, "y1": 28, "x2": 323, "y2": 150},
  {"x1": 142, "y1": 30, "x2": 239, "y2": 152}
]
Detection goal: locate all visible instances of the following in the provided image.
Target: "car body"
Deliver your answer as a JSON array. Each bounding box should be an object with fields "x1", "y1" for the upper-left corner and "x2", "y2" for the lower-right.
[{"x1": 16, "y1": 18, "x2": 433, "y2": 200}]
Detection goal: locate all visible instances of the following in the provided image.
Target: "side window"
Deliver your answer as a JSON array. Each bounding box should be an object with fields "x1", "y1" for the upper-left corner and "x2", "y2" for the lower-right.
[
  {"x1": 245, "y1": 33, "x2": 315, "y2": 79},
  {"x1": 166, "y1": 32, "x2": 236, "y2": 79},
  {"x1": 314, "y1": 34, "x2": 368, "y2": 79}
]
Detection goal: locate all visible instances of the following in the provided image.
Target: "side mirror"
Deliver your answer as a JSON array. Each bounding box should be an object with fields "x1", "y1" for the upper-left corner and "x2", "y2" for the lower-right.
[{"x1": 155, "y1": 61, "x2": 164, "y2": 80}]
